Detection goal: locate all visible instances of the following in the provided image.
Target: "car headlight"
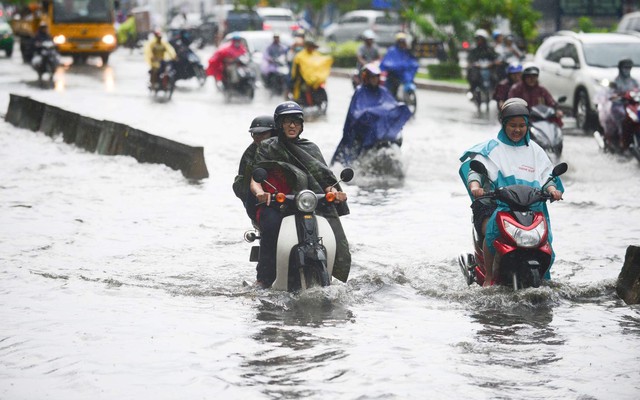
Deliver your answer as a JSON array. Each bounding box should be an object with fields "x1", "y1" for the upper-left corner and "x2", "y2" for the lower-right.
[
  {"x1": 102, "y1": 34, "x2": 116, "y2": 45},
  {"x1": 295, "y1": 190, "x2": 318, "y2": 213},
  {"x1": 503, "y1": 219, "x2": 545, "y2": 248},
  {"x1": 53, "y1": 35, "x2": 66, "y2": 45}
]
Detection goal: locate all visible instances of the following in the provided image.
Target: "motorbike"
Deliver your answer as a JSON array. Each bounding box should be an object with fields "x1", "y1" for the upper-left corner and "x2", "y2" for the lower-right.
[
  {"x1": 172, "y1": 43, "x2": 206, "y2": 87},
  {"x1": 149, "y1": 61, "x2": 176, "y2": 101},
  {"x1": 261, "y1": 53, "x2": 288, "y2": 98},
  {"x1": 331, "y1": 86, "x2": 412, "y2": 178},
  {"x1": 380, "y1": 48, "x2": 418, "y2": 116},
  {"x1": 383, "y1": 71, "x2": 417, "y2": 116},
  {"x1": 31, "y1": 41, "x2": 59, "y2": 88},
  {"x1": 244, "y1": 168, "x2": 354, "y2": 291},
  {"x1": 219, "y1": 54, "x2": 256, "y2": 102},
  {"x1": 467, "y1": 59, "x2": 495, "y2": 113},
  {"x1": 529, "y1": 96, "x2": 566, "y2": 161},
  {"x1": 458, "y1": 160, "x2": 568, "y2": 290},
  {"x1": 594, "y1": 85, "x2": 640, "y2": 163}
]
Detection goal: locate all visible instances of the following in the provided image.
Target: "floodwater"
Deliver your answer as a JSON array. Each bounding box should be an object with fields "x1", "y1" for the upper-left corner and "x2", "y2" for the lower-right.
[{"x1": 1, "y1": 48, "x2": 640, "y2": 399}]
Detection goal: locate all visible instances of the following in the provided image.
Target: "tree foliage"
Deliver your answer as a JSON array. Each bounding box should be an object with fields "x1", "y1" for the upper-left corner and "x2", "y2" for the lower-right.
[{"x1": 401, "y1": 0, "x2": 540, "y2": 60}]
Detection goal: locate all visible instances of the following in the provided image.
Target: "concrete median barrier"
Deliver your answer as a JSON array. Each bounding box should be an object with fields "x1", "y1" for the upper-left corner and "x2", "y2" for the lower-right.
[
  {"x1": 5, "y1": 94, "x2": 209, "y2": 180},
  {"x1": 616, "y1": 245, "x2": 640, "y2": 305}
]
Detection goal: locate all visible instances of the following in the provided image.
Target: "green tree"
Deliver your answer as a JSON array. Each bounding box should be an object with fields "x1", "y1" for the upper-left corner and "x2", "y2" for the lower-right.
[{"x1": 402, "y1": 0, "x2": 540, "y2": 61}]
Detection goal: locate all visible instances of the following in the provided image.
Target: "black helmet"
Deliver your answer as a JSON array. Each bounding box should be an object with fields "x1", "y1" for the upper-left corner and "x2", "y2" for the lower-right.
[
  {"x1": 274, "y1": 101, "x2": 304, "y2": 130},
  {"x1": 249, "y1": 115, "x2": 275, "y2": 134},
  {"x1": 500, "y1": 97, "x2": 529, "y2": 122},
  {"x1": 618, "y1": 58, "x2": 633, "y2": 69},
  {"x1": 522, "y1": 65, "x2": 540, "y2": 76}
]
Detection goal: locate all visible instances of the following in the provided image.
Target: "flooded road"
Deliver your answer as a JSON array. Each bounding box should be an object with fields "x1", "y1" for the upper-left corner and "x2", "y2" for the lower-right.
[{"x1": 1, "y1": 47, "x2": 640, "y2": 399}]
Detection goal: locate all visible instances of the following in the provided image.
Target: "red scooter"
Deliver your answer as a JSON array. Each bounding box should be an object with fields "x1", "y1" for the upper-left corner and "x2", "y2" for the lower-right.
[{"x1": 458, "y1": 160, "x2": 568, "y2": 290}]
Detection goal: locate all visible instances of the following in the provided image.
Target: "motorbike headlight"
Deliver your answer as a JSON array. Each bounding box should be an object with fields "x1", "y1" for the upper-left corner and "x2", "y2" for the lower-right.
[
  {"x1": 53, "y1": 35, "x2": 66, "y2": 45},
  {"x1": 102, "y1": 34, "x2": 116, "y2": 45},
  {"x1": 503, "y1": 219, "x2": 545, "y2": 248},
  {"x1": 295, "y1": 190, "x2": 318, "y2": 213}
]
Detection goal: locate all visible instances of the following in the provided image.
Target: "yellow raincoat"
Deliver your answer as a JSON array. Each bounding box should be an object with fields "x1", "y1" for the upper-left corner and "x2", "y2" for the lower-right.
[
  {"x1": 291, "y1": 49, "x2": 333, "y2": 99},
  {"x1": 143, "y1": 38, "x2": 176, "y2": 69}
]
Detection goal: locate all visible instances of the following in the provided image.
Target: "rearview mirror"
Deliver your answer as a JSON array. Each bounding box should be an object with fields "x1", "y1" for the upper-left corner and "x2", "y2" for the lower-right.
[
  {"x1": 551, "y1": 162, "x2": 568, "y2": 177},
  {"x1": 340, "y1": 168, "x2": 354, "y2": 183},
  {"x1": 558, "y1": 95, "x2": 567, "y2": 104},
  {"x1": 252, "y1": 168, "x2": 267, "y2": 183},
  {"x1": 469, "y1": 160, "x2": 488, "y2": 176}
]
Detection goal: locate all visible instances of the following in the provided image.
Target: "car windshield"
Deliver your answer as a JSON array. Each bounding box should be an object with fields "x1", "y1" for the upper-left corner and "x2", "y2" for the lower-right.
[
  {"x1": 583, "y1": 42, "x2": 640, "y2": 68},
  {"x1": 52, "y1": 0, "x2": 113, "y2": 23}
]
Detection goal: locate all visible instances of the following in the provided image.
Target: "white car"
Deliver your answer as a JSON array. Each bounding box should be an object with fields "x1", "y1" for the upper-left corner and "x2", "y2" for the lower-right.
[
  {"x1": 256, "y1": 7, "x2": 300, "y2": 35},
  {"x1": 323, "y1": 10, "x2": 406, "y2": 47},
  {"x1": 534, "y1": 31, "x2": 640, "y2": 132}
]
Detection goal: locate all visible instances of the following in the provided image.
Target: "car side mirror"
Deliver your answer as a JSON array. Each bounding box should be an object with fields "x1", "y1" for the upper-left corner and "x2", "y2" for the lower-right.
[{"x1": 559, "y1": 57, "x2": 577, "y2": 69}]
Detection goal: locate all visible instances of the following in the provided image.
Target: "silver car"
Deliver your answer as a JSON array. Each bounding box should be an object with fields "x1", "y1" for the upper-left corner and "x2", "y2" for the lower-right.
[
  {"x1": 534, "y1": 31, "x2": 640, "y2": 132},
  {"x1": 323, "y1": 10, "x2": 405, "y2": 47}
]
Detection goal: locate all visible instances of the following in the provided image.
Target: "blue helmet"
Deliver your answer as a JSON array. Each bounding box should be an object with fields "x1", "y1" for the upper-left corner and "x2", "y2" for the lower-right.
[{"x1": 507, "y1": 62, "x2": 523, "y2": 74}]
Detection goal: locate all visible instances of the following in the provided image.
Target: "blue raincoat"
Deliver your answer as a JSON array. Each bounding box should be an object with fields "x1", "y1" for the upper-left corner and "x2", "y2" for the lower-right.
[
  {"x1": 459, "y1": 123, "x2": 565, "y2": 274},
  {"x1": 331, "y1": 85, "x2": 412, "y2": 166},
  {"x1": 380, "y1": 46, "x2": 419, "y2": 84}
]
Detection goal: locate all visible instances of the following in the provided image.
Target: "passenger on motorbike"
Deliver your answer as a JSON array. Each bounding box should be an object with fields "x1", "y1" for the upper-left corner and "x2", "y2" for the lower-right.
[
  {"x1": 332, "y1": 63, "x2": 411, "y2": 166},
  {"x1": 467, "y1": 29, "x2": 499, "y2": 95},
  {"x1": 380, "y1": 32, "x2": 418, "y2": 99},
  {"x1": 508, "y1": 65, "x2": 564, "y2": 126},
  {"x1": 143, "y1": 30, "x2": 177, "y2": 89},
  {"x1": 459, "y1": 98, "x2": 564, "y2": 286},
  {"x1": 249, "y1": 101, "x2": 351, "y2": 288},
  {"x1": 493, "y1": 62, "x2": 522, "y2": 109},
  {"x1": 233, "y1": 115, "x2": 277, "y2": 222},
  {"x1": 205, "y1": 35, "x2": 247, "y2": 85},
  {"x1": 603, "y1": 58, "x2": 639, "y2": 149}
]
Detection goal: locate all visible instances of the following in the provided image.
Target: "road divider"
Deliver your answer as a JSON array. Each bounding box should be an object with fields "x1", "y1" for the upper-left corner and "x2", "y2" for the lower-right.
[{"x1": 5, "y1": 94, "x2": 209, "y2": 180}]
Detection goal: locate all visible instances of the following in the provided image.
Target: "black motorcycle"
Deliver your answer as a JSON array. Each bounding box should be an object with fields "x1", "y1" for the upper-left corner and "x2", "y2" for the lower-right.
[
  {"x1": 219, "y1": 54, "x2": 256, "y2": 102},
  {"x1": 31, "y1": 40, "x2": 59, "y2": 88},
  {"x1": 149, "y1": 61, "x2": 176, "y2": 101},
  {"x1": 171, "y1": 39, "x2": 206, "y2": 87}
]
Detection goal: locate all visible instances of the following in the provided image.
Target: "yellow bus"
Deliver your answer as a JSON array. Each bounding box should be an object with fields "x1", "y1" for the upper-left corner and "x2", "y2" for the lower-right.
[{"x1": 12, "y1": 0, "x2": 117, "y2": 65}]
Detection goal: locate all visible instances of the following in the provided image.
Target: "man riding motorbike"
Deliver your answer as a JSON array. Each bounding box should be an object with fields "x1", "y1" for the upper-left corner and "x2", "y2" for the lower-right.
[
  {"x1": 601, "y1": 58, "x2": 639, "y2": 150},
  {"x1": 143, "y1": 30, "x2": 177, "y2": 89},
  {"x1": 508, "y1": 65, "x2": 564, "y2": 126},
  {"x1": 249, "y1": 101, "x2": 351, "y2": 288},
  {"x1": 331, "y1": 63, "x2": 412, "y2": 167},
  {"x1": 459, "y1": 98, "x2": 564, "y2": 286},
  {"x1": 354, "y1": 30, "x2": 381, "y2": 82},
  {"x1": 261, "y1": 33, "x2": 289, "y2": 95},
  {"x1": 467, "y1": 29, "x2": 499, "y2": 98},
  {"x1": 380, "y1": 32, "x2": 418, "y2": 99},
  {"x1": 290, "y1": 39, "x2": 332, "y2": 108}
]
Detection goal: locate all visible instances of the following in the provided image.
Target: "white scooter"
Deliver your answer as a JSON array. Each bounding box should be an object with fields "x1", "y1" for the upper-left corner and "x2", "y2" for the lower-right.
[{"x1": 244, "y1": 168, "x2": 354, "y2": 291}]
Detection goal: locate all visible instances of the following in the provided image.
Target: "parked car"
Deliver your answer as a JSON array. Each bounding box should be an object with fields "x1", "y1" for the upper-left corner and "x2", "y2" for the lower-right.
[
  {"x1": 617, "y1": 11, "x2": 640, "y2": 33},
  {"x1": 0, "y1": 20, "x2": 14, "y2": 57},
  {"x1": 534, "y1": 31, "x2": 640, "y2": 132},
  {"x1": 257, "y1": 7, "x2": 300, "y2": 35},
  {"x1": 208, "y1": 5, "x2": 263, "y2": 37},
  {"x1": 323, "y1": 10, "x2": 406, "y2": 47}
]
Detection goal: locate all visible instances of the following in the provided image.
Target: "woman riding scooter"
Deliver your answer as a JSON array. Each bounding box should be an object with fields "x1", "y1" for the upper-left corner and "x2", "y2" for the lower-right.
[{"x1": 459, "y1": 98, "x2": 564, "y2": 286}]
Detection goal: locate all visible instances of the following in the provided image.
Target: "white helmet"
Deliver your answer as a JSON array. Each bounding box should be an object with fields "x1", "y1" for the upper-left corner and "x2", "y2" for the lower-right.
[
  {"x1": 474, "y1": 29, "x2": 489, "y2": 39},
  {"x1": 362, "y1": 29, "x2": 376, "y2": 40}
]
